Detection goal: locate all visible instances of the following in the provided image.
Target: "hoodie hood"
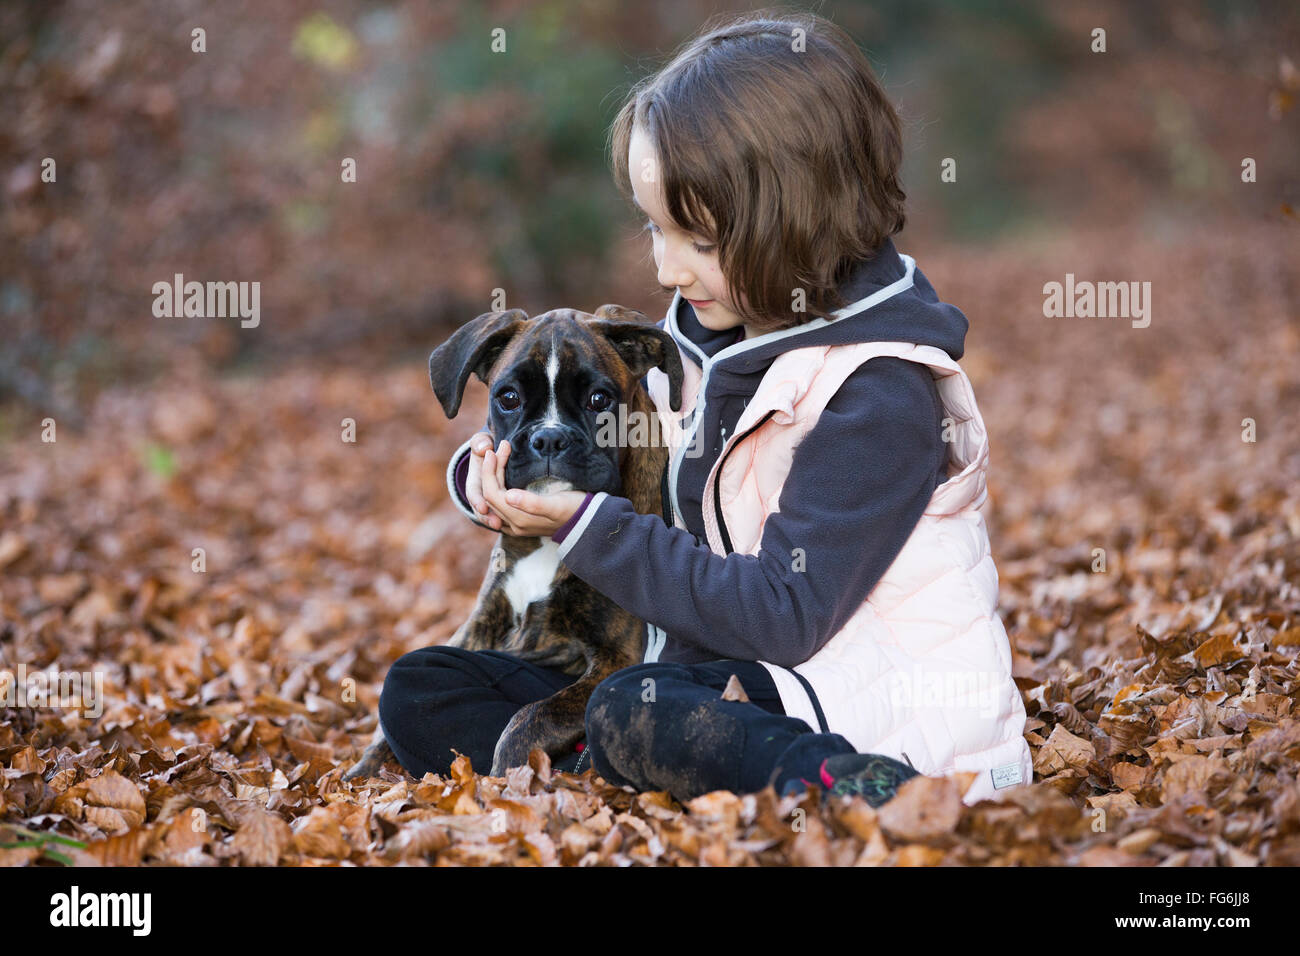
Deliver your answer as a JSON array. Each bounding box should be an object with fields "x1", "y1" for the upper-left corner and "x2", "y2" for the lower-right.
[{"x1": 666, "y1": 238, "x2": 968, "y2": 373}]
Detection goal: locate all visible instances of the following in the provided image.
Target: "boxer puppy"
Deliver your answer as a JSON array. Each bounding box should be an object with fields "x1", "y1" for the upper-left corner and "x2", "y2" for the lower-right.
[{"x1": 343, "y1": 304, "x2": 683, "y2": 781}]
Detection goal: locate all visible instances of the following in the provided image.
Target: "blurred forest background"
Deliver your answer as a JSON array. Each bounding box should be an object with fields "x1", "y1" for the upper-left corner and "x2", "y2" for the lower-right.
[
  {"x1": 2, "y1": 1, "x2": 1300, "y2": 866},
  {"x1": 2, "y1": 0, "x2": 1297, "y2": 395}
]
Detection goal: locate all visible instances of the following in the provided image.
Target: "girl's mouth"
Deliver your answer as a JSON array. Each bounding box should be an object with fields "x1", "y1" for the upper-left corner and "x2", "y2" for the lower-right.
[{"x1": 685, "y1": 297, "x2": 712, "y2": 308}]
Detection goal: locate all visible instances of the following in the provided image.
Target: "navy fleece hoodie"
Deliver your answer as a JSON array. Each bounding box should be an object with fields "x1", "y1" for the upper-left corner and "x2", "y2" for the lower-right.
[{"x1": 450, "y1": 238, "x2": 970, "y2": 669}]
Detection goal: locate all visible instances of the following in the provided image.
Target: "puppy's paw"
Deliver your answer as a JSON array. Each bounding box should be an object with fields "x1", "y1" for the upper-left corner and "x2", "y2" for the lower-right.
[
  {"x1": 489, "y1": 733, "x2": 529, "y2": 778},
  {"x1": 493, "y1": 710, "x2": 553, "y2": 776},
  {"x1": 343, "y1": 737, "x2": 394, "y2": 782}
]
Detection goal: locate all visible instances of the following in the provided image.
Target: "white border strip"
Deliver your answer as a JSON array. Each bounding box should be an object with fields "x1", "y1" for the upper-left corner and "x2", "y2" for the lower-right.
[
  {"x1": 757, "y1": 661, "x2": 821, "y2": 733},
  {"x1": 555, "y1": 491, "x2": 610, "y2": 560},
  {"x1": 445, "y1": 437, "x2": 496, "y2": 530},
  {"x1": 644, "y1": 622, "x2": 667, "y2": 662}
]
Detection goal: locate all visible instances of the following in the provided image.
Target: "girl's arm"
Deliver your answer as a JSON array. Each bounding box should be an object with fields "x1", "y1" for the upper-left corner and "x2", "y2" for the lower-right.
[{"x1": 550, "y1": 356, "x2": 948, "y2": 667}]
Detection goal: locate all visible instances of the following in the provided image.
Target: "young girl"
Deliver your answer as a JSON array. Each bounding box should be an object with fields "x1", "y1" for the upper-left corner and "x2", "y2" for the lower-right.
[{"x1": 378, "y1": 10, "x2": 1031, "y2": 808}]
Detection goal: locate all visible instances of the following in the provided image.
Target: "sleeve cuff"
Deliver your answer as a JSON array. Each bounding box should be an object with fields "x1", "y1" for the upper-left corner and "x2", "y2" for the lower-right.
[
  {"x1": 555, "y1": 491, "x2": 610, "y2": 560},
  {"x1": 551, "y1": 491, "x2": 595, "y2": 544},
  {"x1": 445, "y1": 437, "x2": 496, "y2": 531}
]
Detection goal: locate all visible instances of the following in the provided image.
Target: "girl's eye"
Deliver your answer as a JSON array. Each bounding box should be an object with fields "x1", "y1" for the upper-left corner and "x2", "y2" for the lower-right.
[
  {"x1": 586, "y1": 390, "x2": 612, "y2": 413},
  {"x1": 496, "y1": 389, "x2": 521, "y2": 411},
  {"x1": 642, "y1": 218, "x2": 714, "y2": 254}
]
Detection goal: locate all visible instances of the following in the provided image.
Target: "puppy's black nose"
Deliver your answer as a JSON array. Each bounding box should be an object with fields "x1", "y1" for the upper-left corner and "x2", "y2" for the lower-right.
[{"x1": 529, "y1": 427, "x2": 572, "y2": 456}]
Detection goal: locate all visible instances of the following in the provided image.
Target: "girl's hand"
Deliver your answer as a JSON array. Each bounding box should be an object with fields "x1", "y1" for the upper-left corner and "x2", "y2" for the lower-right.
[
  {"x1": 464, "y1": 431, "x2": 504, "y2": 530},
  {"x1": 480, "y1": 440, "x2": 589, "y2": 538}
]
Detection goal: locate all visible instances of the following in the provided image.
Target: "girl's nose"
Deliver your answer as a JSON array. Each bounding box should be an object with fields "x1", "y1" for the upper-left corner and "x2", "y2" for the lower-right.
[{"x1": 657, "y1": 249, "x2": 693, "y2": 292}]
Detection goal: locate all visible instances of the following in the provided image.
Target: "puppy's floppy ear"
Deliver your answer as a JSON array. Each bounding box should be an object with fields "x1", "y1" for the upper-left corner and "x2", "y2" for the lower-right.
[
  {"x1": 429, "y1": 309, "x2": 530, "y2": 418},
  {"x1": 589, "y1": 304, "x2": 684, "y2": 412}
]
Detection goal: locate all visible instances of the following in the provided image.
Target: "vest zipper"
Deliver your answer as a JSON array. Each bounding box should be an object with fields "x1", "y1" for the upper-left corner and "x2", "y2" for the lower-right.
[{"x1": 711, "y1": 409, "x2": 777, "y2": 555}]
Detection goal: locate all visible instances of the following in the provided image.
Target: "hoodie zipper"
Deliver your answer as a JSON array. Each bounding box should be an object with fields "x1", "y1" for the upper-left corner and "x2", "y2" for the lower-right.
[
  {"x1": 571, "y1": 743, "x2": 589, "y2": 774},
  {"x1": 711, "y1": 409, "x2": 777, "y2": 555}
]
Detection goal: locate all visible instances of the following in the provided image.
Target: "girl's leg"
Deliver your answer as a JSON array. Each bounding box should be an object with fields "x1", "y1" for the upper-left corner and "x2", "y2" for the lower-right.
[
  {"x1": 583, "y1": 660, "x2": 859, "y2": 801},
  {"x1": 377, "y1": 645, "x2": 577, "y2": 778}
]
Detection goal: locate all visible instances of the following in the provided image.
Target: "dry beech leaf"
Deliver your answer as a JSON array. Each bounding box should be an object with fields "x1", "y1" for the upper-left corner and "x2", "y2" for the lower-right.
[
  {"x1": 70, "y1": 771, "x2": 147, "y2": 834},
  {"x1": 153, "y1": 811, "x2": 213, "y2": 865},
  {"x1": 382, "y1": 818, "x2": 451, "y2": 861},
  {"x1": 877, "y1": 775, "x2": 964, "y2": 844},
  {"x1": 721, "y1": 675, "x2": 750, "y2": 702},
  {"x1": 291, "y1": 806, "x2": 352, "y2": 859},
  {"x1": 1193, "y1": 631, "x2": 1245, "y2": 669},
  {"x1": 789, "y1": 813, "x2": 834, "y2": 867},
  {"x1": 230, "y1": 804, "x2": 292, "y2": 866},
  {"x1": 72, "y1": 826, "x2": 152, "y2": 866},
  {"x1": 1033, "y1": 724, "x2": 1096, "y2": 776},
  {"x1": 527, "y1": 748, "x2": 552, "y2": 786}
]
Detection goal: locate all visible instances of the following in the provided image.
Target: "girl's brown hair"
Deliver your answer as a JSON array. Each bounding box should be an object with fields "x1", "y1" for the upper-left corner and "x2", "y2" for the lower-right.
[{"x1": 609, "y1": 8, "x2": 907, "y2": 331}]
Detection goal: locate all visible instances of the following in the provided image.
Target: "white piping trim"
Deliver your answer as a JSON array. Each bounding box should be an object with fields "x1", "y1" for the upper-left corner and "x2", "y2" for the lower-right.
[
  {"x1": 644, "y1": 622, "x2": 667, "y2": 662},
  {"x1": 663, "y1": 254, "x2": 917, "y2": 524},
  {"x1": 446, "y1": 437, "x2": 495, "y2": 530},
  {"x1": 756, "y1": 661, "x2": 821, "y2": 733},
  {"x1": 555, "y1": 491, "x2": 610, "y2": 561}
]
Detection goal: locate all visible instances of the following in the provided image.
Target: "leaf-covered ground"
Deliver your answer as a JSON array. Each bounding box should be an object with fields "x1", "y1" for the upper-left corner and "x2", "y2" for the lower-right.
[{"x1": 2, "y1": 226, "x2": 1298, "y2": 865}]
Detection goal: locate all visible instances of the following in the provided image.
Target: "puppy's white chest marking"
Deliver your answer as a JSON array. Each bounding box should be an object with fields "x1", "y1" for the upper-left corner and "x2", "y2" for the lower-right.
[{"x1": 502, "y1": 538, "x2": 560, "y2": 617}]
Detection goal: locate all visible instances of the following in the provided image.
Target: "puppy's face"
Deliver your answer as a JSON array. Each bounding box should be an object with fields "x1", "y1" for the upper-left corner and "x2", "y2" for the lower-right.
[{"x1": 428, "y1": 305, "x2": 683, "y2": 495}]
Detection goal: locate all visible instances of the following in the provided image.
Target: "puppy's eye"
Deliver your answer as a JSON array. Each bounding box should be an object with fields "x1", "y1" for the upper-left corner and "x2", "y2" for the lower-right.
[
  {"x1": 586, "y1": 390, "x2": 612, "y2": 413},
  {"x1": 496, "y1": 389, "x2": 521, "y2": 411}
]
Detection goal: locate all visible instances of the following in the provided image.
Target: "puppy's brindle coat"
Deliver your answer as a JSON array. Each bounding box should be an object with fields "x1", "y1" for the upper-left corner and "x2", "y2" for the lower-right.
[{"x1": 343, "y1": 304, "x2": 683, "y2": 780}]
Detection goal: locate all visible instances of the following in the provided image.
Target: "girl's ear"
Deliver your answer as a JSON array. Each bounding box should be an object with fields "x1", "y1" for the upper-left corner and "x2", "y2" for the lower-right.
[{"x1": 589, "y1": 304, "x2": 684, "y2": 412}]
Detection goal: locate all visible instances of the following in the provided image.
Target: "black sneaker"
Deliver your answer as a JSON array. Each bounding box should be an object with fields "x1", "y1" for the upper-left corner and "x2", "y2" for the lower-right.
[{"x1": 782, "y1": 752, "x2": 919, "y2": 807}]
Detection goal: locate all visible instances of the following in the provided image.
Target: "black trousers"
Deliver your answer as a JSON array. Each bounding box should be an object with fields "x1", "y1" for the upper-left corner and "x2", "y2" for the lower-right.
[{"x1": 377, "y1": 645, "x2": 858, "y2": 800}]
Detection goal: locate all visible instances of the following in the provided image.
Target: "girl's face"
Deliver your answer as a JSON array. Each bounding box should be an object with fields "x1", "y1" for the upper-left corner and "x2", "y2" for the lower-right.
[{"x1": 628, "y1": 124, "x2": 751, "y2": 340}]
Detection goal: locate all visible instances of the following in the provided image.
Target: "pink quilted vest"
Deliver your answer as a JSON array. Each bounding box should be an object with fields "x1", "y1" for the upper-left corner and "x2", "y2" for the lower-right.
[{"x1": 645, "y1": 320, "x2": 1032, "y2": 805}]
